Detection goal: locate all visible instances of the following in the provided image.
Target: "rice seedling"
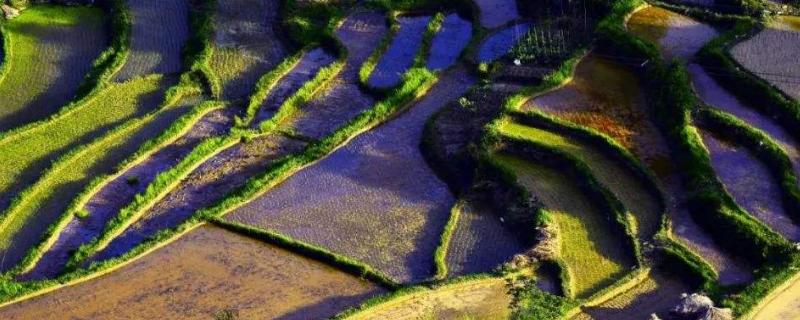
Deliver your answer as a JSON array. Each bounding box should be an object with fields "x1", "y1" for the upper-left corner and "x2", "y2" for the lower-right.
[
  {"x1": 494, "y1": 154, "x2": 635, "y2": 299},
  {"x1": 113, "y1": 0, "x2": 189, "y2": 81},
  {"x1": 499, "y1": 121, "x2": 661, "y2": 242},
  {"x1": 0, "y1": 225, "x2": 385, "y2": 319},
  {"x1": 0, "y1": 5, "x2": 106, "y2": 131}
]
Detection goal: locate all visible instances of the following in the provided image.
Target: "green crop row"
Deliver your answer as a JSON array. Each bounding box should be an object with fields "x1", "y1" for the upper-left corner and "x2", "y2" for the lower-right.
[
  {"x1": 4, "y1": 100, "x2": 224, "y2": 277},
  {"x1": 496, "y1": 134, "x2": 643, "y2": 265},
  {"x1": 210, "y1": 218, "x2": 398, "y2": 288},
  {"x1": 697, "y1": 20, "x2": 800, "y2": 144},
  {"x1": 0, "y1": 0, "x2": 130, "y2": 143},
  {"x1": 696, "y1": 107, "x2": 800, "y2": 222},
  {"x1": 432, "y1": 200, "x2": 463, "y2": 280},
  {"x1": 238, "y1": 49, "x2": 308, "y2": 126}
]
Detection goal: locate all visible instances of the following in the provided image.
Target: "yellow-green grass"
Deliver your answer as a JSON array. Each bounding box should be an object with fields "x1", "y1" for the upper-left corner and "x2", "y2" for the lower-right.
[
  {"x1": 499, "y1": 120, "x2": 661, "y2": 242},
  {"x1": 210, "y1": 47, "x2": 261, "y2": 98},
  {"x1": 571, "y1": 271, "x2": 691, "y2": 319},
  {"x1": 0, "y1": 6, "x2": 105, "y2": 130},
  {"x1": 0, "y1": 102, "x2": 192, "y2": 270},
  {"x1": 495, "y1": 154, "x2": 635, "y2": 299},
  {"x1": 0, "y1": 76, "x2": 168, "y2": 214},
  {"x1": 344, "y1": 277, "x2": 512, "y2": 320}
]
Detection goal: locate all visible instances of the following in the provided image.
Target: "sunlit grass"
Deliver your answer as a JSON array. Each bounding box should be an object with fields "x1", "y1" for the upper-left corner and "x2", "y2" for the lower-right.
[
  {"x1": 495, "y1": 154, "x2": 633, "y2": 299},
  {"x1": 500, "y1": 120, "x2": 661, "y2": 241},
  {"x1": 0, "y1": 5, "x2": 105, "y2": 129}
]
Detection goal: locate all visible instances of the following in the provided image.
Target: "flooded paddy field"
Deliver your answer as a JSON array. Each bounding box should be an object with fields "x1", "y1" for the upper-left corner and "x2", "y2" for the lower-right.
[
  {"x1": 251, "y1": 48, "x2": 335, "y2": 125},
  {"x1": 89, "y1": 134, "x2": 306, "y2": 264},
  {"x1": 571, "y1": 270, "x2": 692, "y2": 320},
  {"x1": 731, "y1": 16, "x2": 800, "y2": 100},
  {"x1": 114, "y1": 0, "x2": 189, "y2": 81},
  {"x1": 495, "y1": 154, "x2": 635, "y2": 299},
  {"x1": 226, "y1": 68, "x2": 474, "y2": 283},
  {"x1": 344, "y1": 278, "x2": 512, "y2": 320},
  {"x1": 445, "y1": 198, "x2": 528, "y2": 277},
  {"x1": 427, "y1": 13, "x2": 472, "y2": 71},
  {"x1": 0, "y1": 225, "x2": 384, "y2": 319},
  {"x1": 210, "y1": 0, "x2": 288, "y2": 100},
  {"x1": 699, "y1": 129, "x2": 800, "y2": 240},
  {"x1": 626, "y1": 6, "x2": 717, "y2": 60},
  {"x1": 22, "y1": 100, "x2": 233, "y2": 279},
  {"x1": 368, "y1": 15, "x2": 431, "y2": 89},
  {"x1": 0, "y1": 6, "x2": 106, "y2": 131},
  {"x1": 473, "y1": 0, "x2": 520, "y2": 29},
  {"x1": 478, "y1": 23, "x2": 531, "y2": 63}
]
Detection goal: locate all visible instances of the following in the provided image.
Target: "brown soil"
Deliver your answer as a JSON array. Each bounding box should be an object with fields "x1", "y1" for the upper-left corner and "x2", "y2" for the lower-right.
[{"x1": 0, "y1": 225, "x2": 384, "y2": 320}]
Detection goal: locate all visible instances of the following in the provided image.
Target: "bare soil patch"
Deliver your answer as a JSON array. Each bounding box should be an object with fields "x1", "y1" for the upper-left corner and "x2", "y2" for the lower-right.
[{"x1": 0, "y1": 225, "x2": 384, "y2": 320}]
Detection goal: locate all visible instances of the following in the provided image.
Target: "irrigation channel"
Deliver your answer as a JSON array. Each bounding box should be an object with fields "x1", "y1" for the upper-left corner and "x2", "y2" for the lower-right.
[
  {"x1": 83, "y1": 9, "x2": 388, "y2": 267},
  {"x1": 0, "y1": 6, "x2": 106, "y2": 132},
  {"x1": 0, "y1": 225, "x2": 385, "y2": 319},
  {"x1": 226, "y1": 67, "x2": 475, "y2": 283}
]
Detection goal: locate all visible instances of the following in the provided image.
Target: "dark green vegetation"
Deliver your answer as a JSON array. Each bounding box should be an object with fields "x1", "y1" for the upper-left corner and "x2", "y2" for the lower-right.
[{"x1": 0, "y1": 0, "x2": 797, "y2": 318}]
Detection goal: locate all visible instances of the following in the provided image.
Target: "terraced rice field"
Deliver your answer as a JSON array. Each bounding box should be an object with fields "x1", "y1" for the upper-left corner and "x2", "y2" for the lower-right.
[
  {"x1": 495, "y1": 154, "x2": 635, "y2": 299},
  {"x1": 226, "y1": 68, "x2": 474, "y2": 283},
  {"x1": 478, "y1": 23, "x2": 531, "y2": 62},
  {"x1": 0, "y1": 225, "x2": 384, "y2": 319},
  {"x1": 210, "y1": 0, "x2": 288, "y2": 100},
  {"x1": 571, "y1": 271, "x2": 692, "y2": 319},
  {"x1": 626, "y1": 6, "x2": 717, "y2": 60},
  {"x1": 427, "y1": 13, "x2": 472, "y2": 71},
  {"x1": 731, "y1": 16, "x2": 800, "y2": 100},
  {"x1": 473, "y1": 0, "x2": 520, "y2": 29},
  {"x1": 700, "y1": 129, "x2": 800, "y2": 240},
  {"x1": 114, "y1": 0, "x2": 188, "y2": 81},
  {"x1": 0, "y1": 6, "x2": 106, "y2": 131},
  {"x1": 750, "y1": 273, "x2": 800, "y2": 320},
  {"x1": 368, "y1": 15, "x2": 431, "y2": 89},
  {"x1": 344, "y1": 278, "x2": 512, "y2": 320},
  {"x1": 445, "y1": 198, "x2": 528, "y2": 277},
  {"x1": 21, "y1": 99, "x2": 229, "y2": 279},
  {"x1": 500, "y1": 121, "x2": 662, "y2": 241},
  {"x1": 90, "y1": 134, "x2": 307, "y2": 263}
]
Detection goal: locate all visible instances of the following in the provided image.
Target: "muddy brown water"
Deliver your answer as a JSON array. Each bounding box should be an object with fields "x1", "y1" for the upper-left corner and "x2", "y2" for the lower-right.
[
  {"x1": 226, "y1": 68, "x2": 475, "y2": 283},
  {"x1": 0, "y1": 225, "x2": 384, "y2": 319},
  {"x1": 0, "y1": 7, "x2": 107, "y2": 132},
  {"x1": 478, "y1": 23, "x2": 531, "y2": 63},
  {"x1": 445, "y1": 198, "x2": 529, "y2": 277},
  {"x1": 427, "y1": 13, "x2": 472, "y2": 71},
  {"x1": 368, "y1": 15, "x2": 431, "y2": 89},
  {"x1": 731, "y1": 16, "x2": 800, "y2": 100},
  {"x1": 114, "y1": 0, "x2": 189, "y2": 81},
  {"x1": 88, "y1": 134, "x2": 306, "y2": 264},
  {"x1": 21, "y1": 98, "x2": 234, "y2": 280},
  {"x1": 211, "y1": 0, "x2": 289, "y2": 100},
  {"x1": 700, "y1": 129, "x2": 800, "y2": 240},
  {"x1": 524, "y1": 53, "x2": 754, "y2": 285},
  {"x1": 474, "y1": 0, "x2": 520, "y2": 29}
]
